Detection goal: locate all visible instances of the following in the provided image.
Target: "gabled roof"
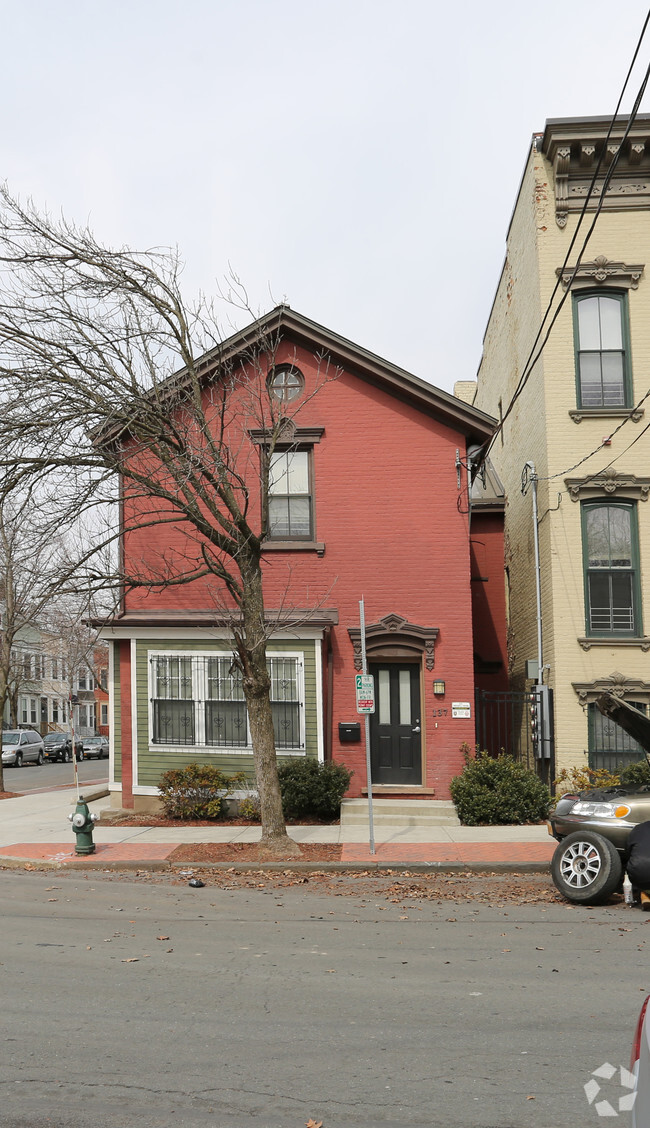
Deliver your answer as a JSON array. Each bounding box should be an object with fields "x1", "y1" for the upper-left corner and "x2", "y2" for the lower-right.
[{"x1": 194, "y1": 305, "x2": 497, "y2": 445}]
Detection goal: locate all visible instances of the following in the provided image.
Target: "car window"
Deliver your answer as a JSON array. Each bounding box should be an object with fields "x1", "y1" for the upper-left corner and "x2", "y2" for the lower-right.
[{"x1": 3, "y1": 733, "x2": 19, "y2": 745}]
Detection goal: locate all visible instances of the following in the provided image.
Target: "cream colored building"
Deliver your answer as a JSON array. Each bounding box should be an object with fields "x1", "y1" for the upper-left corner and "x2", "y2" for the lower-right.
[{"x1": 470, "y1": 114, "x2": 650, "y2": 779}]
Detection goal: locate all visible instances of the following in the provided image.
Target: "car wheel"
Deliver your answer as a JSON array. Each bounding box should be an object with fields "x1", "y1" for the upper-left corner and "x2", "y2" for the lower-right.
[
  {"x1": 64, "y1": 749, "x2": 72, "y2": 764},
  {"x1": 551, "y1": 831, "x2": 623, "y2": 905},
  {"x1": 14, "y1": 753, "x2": 22, "y2": 768},
  {"x1": 37, "y1": 751, "x2": 44, "y2": 765},
  {"x1": 77, "y1": 750, "x2": 84, "y2": 762}
]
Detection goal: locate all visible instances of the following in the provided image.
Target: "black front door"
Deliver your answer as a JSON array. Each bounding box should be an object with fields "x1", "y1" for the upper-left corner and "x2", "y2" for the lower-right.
[{"x1": 369, "y1": 663, "x2": 421, "y2": 785}]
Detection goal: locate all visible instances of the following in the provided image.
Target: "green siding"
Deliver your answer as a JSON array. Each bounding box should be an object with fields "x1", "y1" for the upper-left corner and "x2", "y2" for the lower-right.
[{"x1": 133, "y1": 639, "x2": 319, "y2": 790}]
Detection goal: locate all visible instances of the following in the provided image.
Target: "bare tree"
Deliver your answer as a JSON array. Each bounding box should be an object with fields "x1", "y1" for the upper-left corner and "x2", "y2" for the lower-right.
[
  {"x1": 0, "y1": 491, "x2": 89, "y2": 790},
  {"x1": 0, "y1": 187, "x2": 336, "y2": 847}
]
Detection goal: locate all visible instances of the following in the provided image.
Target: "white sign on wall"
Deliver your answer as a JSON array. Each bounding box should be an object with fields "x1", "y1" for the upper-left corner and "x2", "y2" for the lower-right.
[{"x1": 452, "y1": 701, "x2": 471, "y2": 719}]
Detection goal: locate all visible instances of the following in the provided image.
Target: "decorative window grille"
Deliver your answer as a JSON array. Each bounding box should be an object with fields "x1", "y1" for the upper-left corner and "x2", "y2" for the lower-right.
[{"x1": 150, "y1": 653, "x2": 303, "y2": 750}]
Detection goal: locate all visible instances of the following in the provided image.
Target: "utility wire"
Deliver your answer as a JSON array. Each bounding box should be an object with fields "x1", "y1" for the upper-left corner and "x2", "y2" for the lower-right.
[{"x1": 477, "y1": 9, "x2": 650, "y2": 465}]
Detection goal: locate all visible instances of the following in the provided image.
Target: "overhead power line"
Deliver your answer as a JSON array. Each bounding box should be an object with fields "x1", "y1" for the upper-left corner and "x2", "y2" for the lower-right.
[{"x1": 477, "y1": 9, "x2": 650, "y2": 466}]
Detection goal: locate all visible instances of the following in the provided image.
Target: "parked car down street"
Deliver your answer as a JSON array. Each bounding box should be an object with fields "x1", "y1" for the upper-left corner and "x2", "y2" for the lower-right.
[
  {"x1": 82, "y1": 735, "x2": 109, "y2": 759},
  {"x1": 42, "y1": 731, "x2": 84, "y2": 763},
  {"x1": 2, "y1": 729, "x2": 45, "y2": 767}
]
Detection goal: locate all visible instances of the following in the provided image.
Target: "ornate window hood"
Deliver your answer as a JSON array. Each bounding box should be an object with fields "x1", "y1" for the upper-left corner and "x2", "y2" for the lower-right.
[
  {"x1": 572, "y1": 671, "x2": 650, "y2": 707},
  {"x1": 565, "y1": 469, "x2": 650, "y2": 502},
  {"x1": 556, "y1": 256, "x2": 644, "y2": 291}
]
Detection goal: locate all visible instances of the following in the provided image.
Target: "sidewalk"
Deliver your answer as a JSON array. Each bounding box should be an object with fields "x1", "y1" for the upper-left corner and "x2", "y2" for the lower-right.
[{"x1": 0, "y1": 787, "x2": 556, "y2": 871}]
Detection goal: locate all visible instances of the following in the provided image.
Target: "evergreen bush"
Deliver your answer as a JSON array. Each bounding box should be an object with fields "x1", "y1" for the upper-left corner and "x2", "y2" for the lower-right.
[
  {"x1": 619, "y1": 759, "x2": 650, "y2": 786},
  {"x1": 450, "y1": 749, "x2": 551, "y2": 826},
  {"x1": 158, "y1": 763, "x2": 247, "y2": 820},
  {"x1": 277, "y1": 758, "x2": 352, "y2": 819}
]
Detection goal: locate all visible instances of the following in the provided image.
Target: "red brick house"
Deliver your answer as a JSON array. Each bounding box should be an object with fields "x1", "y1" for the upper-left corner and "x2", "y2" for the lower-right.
[{"x1": 98, "y1": 307, "x2": 504, "y2": 810}]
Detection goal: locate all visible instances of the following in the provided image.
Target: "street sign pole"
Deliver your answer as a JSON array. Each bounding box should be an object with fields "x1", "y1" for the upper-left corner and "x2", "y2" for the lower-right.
[{"x1": 359, "y1": 597, "x2": 375, "y2": 855}]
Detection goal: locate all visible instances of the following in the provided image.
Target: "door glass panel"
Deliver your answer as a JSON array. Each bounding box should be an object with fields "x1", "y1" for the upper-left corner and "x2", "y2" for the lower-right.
[
  {"x1": 399, "y1": 669, "x2": 411, "y2": 726},
  {"x1": 378, "y1": 669, "x2": 390, "y2": 725}
]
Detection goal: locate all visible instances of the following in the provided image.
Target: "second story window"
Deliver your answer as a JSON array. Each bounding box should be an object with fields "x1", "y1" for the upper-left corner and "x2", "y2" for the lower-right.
[
  {"x1": 268, "y1": 450, "x2": 312, "y2": 539},
  {"x1": 574, "y1": 292, "x2": 630, "y2": 409},
  {"x1": 583, "y1": 501, "x2": 640, "y2": 635}
]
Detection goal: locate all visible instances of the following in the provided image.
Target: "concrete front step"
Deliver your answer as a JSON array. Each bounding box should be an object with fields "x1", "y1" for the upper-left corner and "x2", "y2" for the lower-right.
[{"x1": 340, "y1": 798, "x2": 460, "y2": 828}]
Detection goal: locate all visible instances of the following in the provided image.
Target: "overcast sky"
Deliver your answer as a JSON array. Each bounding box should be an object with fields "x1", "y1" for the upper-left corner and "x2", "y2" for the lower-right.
[{"x1": 4, "y1": 0, "x2": 650, "y2": 393}]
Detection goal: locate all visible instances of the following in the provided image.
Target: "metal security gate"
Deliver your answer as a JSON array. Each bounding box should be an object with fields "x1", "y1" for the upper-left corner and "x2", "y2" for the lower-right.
[{"x1": 475, "y1": 688, "x2": 555, "y2": 781}]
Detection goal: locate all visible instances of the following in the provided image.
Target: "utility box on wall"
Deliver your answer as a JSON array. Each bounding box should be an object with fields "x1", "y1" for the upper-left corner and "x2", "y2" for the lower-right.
[{"x1": 338, "y1": 722, "x2": 361, "y2": 743}]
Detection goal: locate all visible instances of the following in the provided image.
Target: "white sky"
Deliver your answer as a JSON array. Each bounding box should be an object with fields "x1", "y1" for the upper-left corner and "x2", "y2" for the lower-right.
[{"x1": 4, "y1": 0, "x2": 650, "y2": 393}]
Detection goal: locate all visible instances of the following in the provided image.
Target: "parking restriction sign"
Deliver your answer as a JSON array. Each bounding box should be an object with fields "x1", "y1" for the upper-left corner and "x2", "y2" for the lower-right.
[{"x1": 355, "y1": 674, "x2": 375, "y2": 714}]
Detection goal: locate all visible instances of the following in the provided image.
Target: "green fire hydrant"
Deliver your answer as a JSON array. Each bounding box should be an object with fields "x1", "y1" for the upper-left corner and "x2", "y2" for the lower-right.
[{"x1": 68, "y1": 796, "x2": 100, "y2": 855}]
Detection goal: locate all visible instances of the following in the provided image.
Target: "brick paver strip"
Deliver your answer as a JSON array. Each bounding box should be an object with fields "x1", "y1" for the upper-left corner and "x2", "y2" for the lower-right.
[
  {"x1": 0, "y1": 843, "x2": 176, "y2": 864},
  {"x1": 340, "y1": 842, "x2": 556, "y2": 864}
]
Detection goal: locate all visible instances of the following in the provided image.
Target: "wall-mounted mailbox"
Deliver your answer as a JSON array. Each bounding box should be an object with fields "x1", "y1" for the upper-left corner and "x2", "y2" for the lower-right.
[{"x1": 338, "y1": 722, "x2": 361, "y2": 743}]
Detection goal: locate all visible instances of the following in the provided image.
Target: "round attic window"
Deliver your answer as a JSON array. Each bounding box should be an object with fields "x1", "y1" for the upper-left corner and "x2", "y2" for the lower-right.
[{"x1": 268, "y1": 365, "x2": 304, "y2": 403}]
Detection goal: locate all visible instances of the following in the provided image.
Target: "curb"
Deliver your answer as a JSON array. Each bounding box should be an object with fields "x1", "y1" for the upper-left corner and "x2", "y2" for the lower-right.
[{"x1": 0, "y1": 857, "x2": 552, "y2": 875}]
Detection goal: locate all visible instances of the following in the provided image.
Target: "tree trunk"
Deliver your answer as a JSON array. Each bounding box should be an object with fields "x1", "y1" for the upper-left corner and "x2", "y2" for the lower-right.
[{"x1": 238, "y1": 554, "x2": 299, "y2": 854}]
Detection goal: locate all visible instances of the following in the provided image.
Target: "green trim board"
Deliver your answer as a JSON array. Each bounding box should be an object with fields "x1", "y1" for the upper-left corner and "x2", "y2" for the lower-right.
[{"x1": 132, "y1": 638, "x2": 320, "y2": 791}]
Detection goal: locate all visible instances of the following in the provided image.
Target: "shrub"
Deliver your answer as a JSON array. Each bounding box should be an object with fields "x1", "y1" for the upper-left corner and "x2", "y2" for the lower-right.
[
  {"x1": 450, "y1": 749, "x2": 551, "y2": 826},
  {"x1": 277, "y1": 758, "x2": 353, "y2": 820},
  {"x1": 619, "y1": 759, "x2": 650, "y2": 786},
  {"x1": 238, "y1": 792, "x2": 261, "y2": 820},
  {"x1": 158, "y1": 763, "x2": 247, "y2": 820},
  {"x1": 554, "y1": 765, "x2": 621, "y2": 796}
]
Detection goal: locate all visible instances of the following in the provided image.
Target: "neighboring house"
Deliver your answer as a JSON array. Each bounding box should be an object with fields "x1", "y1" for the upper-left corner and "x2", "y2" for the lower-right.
[
  {"x1": 39, "y1": 631, "x2": 70, "y2": 732},
  {"x1": 472, "y1": 114, "x2": 650, "y2": 778},
  {"x1": 98, "y1": 307, "x2": 504, "y2": 812},
  {"x1": 9, "y1": 624, "x2": 46, "y2": 730},
  {"x1": 94, "y1": 646, "x2": 109, "y2": 737}
]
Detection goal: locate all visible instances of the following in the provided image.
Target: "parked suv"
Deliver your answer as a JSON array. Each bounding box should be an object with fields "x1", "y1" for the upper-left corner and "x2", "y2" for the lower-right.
[
  {"x1": 2, "y1": 729, "x2": 45, "y2": 767},
  {"x1": 43, "y1": 732, "x2": 84, "y2": 763}
]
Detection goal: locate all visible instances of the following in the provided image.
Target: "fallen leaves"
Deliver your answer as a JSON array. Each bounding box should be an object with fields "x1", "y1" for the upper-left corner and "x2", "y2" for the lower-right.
[{"x1": 306, "y1": 1119, "x2": 323, "y2": 1128}]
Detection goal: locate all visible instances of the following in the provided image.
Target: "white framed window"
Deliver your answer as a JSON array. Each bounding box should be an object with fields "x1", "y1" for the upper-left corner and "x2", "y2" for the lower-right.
[
  {"x1": 20, "y1": 697, "x2": 28, "y2": 725},
  {"x1": 101, "y1": 703, "x2": 108, "y2": 726},
  {"x1": 30, "y1": 698, "x2": 37, "y2": 725},
  {"x1": 149, "y1": 651, "x2": 305, "y2": 752},
  {"x1": 52, "y1": 699, "x2": 59, "y2": 723}
]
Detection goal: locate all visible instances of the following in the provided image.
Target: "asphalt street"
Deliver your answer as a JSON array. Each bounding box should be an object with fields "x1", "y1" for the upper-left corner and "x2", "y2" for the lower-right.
[
  {"x1": 4, "y1": 758, "x2": 108, "y2": 793},
  {"x1": 0, "y1": 870, "x2": 647, "y2": 1128}
]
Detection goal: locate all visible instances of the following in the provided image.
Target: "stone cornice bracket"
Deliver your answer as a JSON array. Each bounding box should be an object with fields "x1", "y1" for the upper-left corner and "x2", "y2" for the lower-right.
[
  {"x1": 565, "y1": 468, "x2": 650, "y2": 501},
  {"x1": 572, "y1": 671, "x2": 650, "y2": 705},
  {"x1": 580, "y1": 144, "x2": 596, "y2": 168},
  {"x1": 556, "y1": 255, "x2": 645, "y2": 290},
  {"x1": 348, "y1": 613, "x2": 439, "y2": 671},
  {"x1": 554, "y1": 145, "x2": 571, "y2": 227},
  {"x1": 630, "y1": 142, "x2": 647, "y2": 165}
]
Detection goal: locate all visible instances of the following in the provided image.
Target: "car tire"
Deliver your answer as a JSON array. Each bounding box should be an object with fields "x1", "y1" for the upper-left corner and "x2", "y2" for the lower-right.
[
  {"x1": 37, "y1": 751, "x2": 44, "y2": 765},
  {"x1": 77, "y1": 751, "x2": 84, "y2": 762},
  {"x1": 551, "y1": 831, "x2": 623, "y2": 905},
  {"x1": 14, "y1": 753, "x2": 22, "y2": 768},
  {"x1": 64, "y1": 749, "x2": 72, "y2": 764}
]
